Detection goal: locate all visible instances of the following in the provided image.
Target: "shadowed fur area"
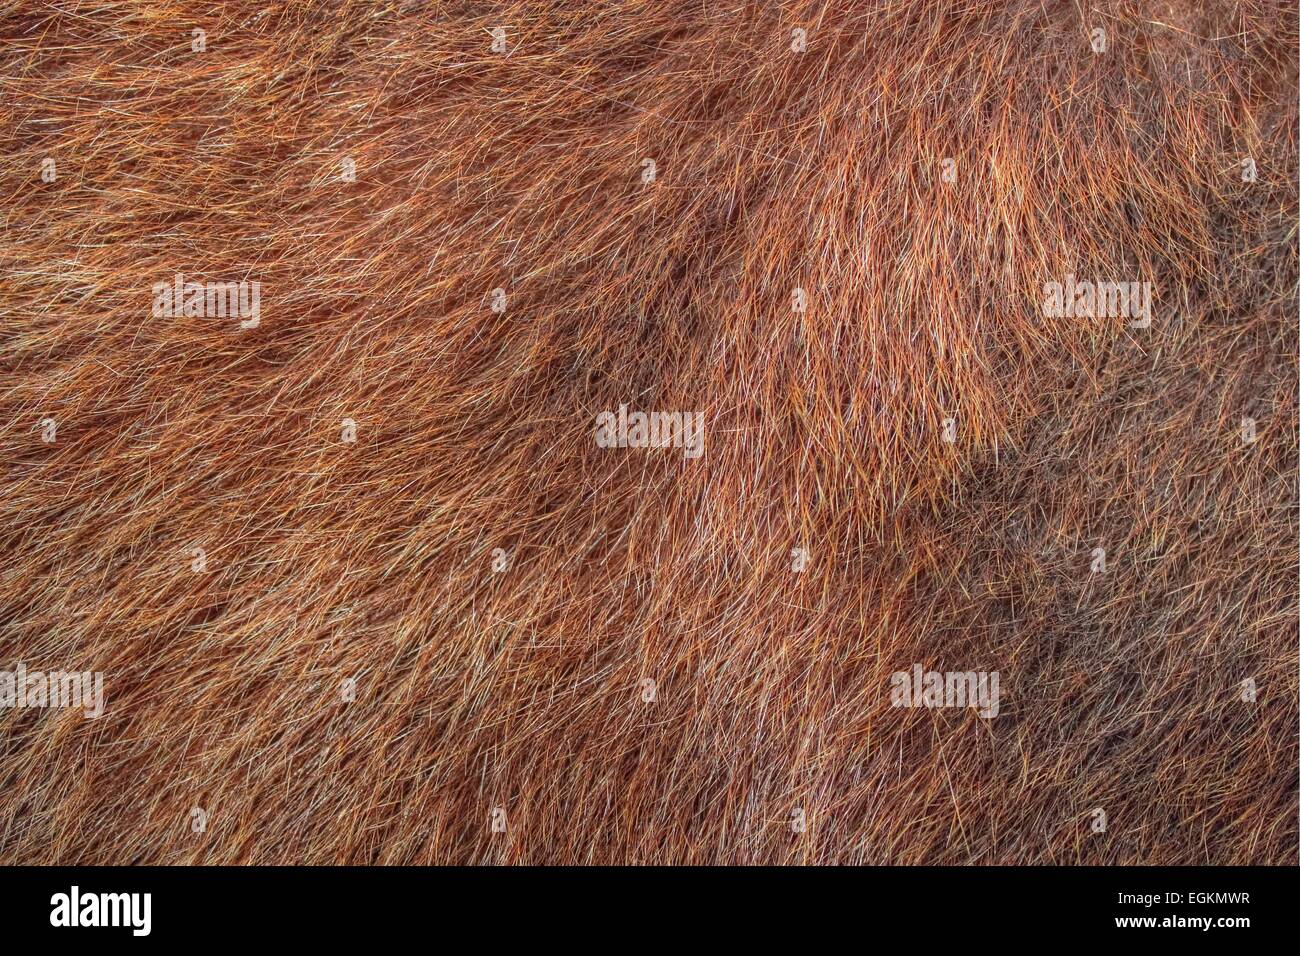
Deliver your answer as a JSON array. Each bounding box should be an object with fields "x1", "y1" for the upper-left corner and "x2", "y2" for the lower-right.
[{"x1": 0, "y1": 0, "x2": 1296, "y2": 864}]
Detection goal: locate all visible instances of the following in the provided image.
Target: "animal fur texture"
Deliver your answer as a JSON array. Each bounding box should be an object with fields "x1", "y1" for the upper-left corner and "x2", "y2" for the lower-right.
[{"x1": 0, "y1": 0, "x2": 1296, "y2": 864}]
